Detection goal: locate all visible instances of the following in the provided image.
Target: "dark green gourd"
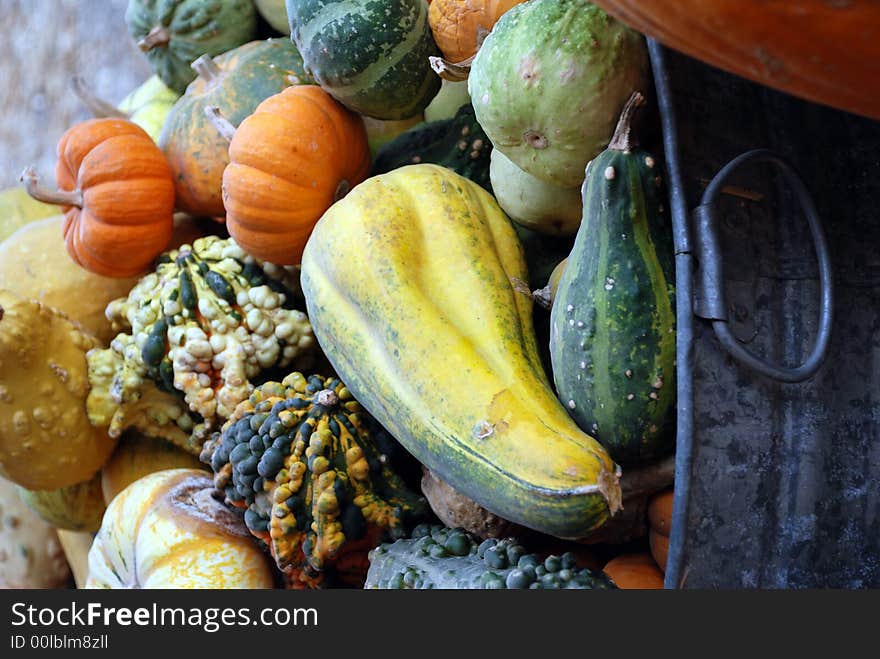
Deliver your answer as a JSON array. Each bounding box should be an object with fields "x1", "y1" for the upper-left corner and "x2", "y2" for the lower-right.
[
  {"x1": 549, "y1": 92, "x2": 676, "y2": 465},
  {"x1": 366, "y1": 524, "x2": 617, "y2": 589},
  {"x1": 370, "y1": 104, "x2": 493, "y2": 193},
  {"x1": 287, "y1": 0, "x2": 440, "y2": 120}
]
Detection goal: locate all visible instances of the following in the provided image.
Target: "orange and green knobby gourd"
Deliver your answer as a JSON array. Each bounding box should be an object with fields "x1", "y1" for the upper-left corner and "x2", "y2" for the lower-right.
[
  {"x1": 301, "y1": 164, "x2": 622, "y2": 540},
  {"x1": 0, "y1": 291, "x2": 118, "y2": 490},
  {"x1": 206, "y1": 372, "x2": 429, "y2": 589},
  {"x1": 125, "y1": 0, "x2": 257, "y2": 94},
  {"x1": 159, "y1": 38, "x2": 313, "y2": 218},
  {"x1": 86, "y1": 469, "x2": 275, "y2": 589}
]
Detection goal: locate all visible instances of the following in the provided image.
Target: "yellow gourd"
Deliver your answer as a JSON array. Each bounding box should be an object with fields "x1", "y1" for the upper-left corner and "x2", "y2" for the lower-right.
[
  {"x1": 301, "y1": 164, "x2": 621, "y2": 539},
  {"x1": 86, "y1": 469, "x2": 275, "y2": 589},
  {"x1": 0, "y1": 290, "x2": 117, "y2": 490}
]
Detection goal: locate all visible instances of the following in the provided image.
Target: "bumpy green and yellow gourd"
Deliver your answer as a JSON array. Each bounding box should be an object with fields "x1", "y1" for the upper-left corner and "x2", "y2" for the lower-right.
[
  {"x1": 0, "y1": 291, "x2": 117, "y2": 490},
  {"x1": 550, "y1": 93, "x2": 676, "y2": 465},
  {"x1": 206, "y1": 372, "x2": 428, "y2": 589},
  {"x1": 366, "y1": 524, "x2": 617, "y2": 589},
  {"x1": 87, "y1": 236, "x2": 316, "y2": 453},
  {"x1": 301, "y1": 164, "x2": 622, "y2": 540}
]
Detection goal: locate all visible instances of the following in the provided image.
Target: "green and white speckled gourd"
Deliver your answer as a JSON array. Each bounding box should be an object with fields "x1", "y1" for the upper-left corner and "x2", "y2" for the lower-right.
[
  {"x1": 550, "y1": 93, "x2": 676, "y2": 465},
  {"x1": 287, "y1": 0, "x2": 441, "y2": 119},
  {"x1": 469, "y1": 0, "x2": 649, "y2": 187},
  {"x1": 87, "y1": 236, "x2": 317, "y2": 453},
  {"x1": 125, "y1": 0, "x2": 258, "y2": 94}
]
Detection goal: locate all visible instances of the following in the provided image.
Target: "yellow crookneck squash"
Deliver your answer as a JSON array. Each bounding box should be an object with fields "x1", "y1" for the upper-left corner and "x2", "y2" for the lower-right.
[
  {"x1": 86, "y1": 469, "x2": 275, "y2": 589},
  {"x1": 301, "y1": 164, "x2": 622, "y2": 539}
]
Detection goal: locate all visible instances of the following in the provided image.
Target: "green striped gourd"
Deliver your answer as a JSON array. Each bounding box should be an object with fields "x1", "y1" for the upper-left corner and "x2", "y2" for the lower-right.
[
  {"x1": 549, "y1": 93, "x2": 676, "y2": 465},
  {"x1": 287, "y1": 0, "x2": 441, "y2": 120}
]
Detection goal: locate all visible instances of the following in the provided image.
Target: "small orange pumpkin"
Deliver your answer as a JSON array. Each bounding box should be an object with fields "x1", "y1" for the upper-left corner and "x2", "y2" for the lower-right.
[
  {"x1": 648, "y1": 487, "x2": 674, "y2": 573},
  {"x1": 429, "y1": 0, "x2": 527, "y2": 64},
  {"x1": 603, "y1": 552, "x2": 666, "y2": 589},
  {"x1": 211, "y1": 85, "x2": 370, "y2": 265},
  {"x1": 21, "y1": 118, "x2": 174, "y2": 278}
]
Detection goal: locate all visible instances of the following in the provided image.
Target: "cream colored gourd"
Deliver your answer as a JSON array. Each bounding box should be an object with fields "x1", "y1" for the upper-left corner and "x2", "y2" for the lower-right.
[
  {"x1": 0, "y1": 290, "x2": 117, "y2": 490},
  {"x1": 0, "y1": 475, "x2": 71, "y2": 588},
  {"x1": 86, "y1": 469, "x2": 275, "y2": 589},
  {"x1": 490, "y1": 149, "x2": 583, "y2": 236}
]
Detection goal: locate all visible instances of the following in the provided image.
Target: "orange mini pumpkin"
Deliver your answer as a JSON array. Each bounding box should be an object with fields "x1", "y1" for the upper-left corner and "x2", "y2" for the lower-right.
[
  {"x1": 603, "y1": 552, "x2": 666, "y2": 589},
  {"x1": 211, "y1": 85, "x2": 370, "y2": 265},
  {"x1": 429, "y1": 0, "x2": 526, "y2": 64},
  {"x1": 21, "y1": 118, "x2": 174, "y2": 278}
]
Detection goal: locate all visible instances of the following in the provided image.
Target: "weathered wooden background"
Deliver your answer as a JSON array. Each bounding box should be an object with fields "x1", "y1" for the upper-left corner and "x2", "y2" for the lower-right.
[{"x1": 0, "y1": 0, "x2": 151, "y2": 189}]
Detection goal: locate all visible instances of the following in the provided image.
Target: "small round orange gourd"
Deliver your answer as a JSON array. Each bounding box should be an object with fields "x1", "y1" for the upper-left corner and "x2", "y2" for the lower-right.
[
  {"x1": 429, "y1": 0, "x2": 527, "y2": 64},
  {"x1": 212, "y1": 85, "x2": 370, "y2": 265},
  {"x1": 603, "y1": 552, "x2": 666, "y2": 589},
  {"x1": 21, "y1": 118, "x2": 174, "y2": 278}
]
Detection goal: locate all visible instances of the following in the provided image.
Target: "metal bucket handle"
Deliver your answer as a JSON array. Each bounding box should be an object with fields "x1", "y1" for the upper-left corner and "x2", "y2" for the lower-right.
[{"x1": 693, "y1": 149, "x2": 835, "y2": 383}]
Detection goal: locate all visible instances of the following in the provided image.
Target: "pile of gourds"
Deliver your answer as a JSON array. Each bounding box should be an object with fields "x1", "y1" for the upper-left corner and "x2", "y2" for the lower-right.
[{"x1": 0, "y1": 0, "x2": 675, "y2": 590}]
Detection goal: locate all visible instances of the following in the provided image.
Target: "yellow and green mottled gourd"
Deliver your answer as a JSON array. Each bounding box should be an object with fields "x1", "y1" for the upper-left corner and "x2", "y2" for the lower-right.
[
  {"x1": 301, "y1": 164, "x2": 622, "y2": 539},
  {"x1": 550, "y1": 93, "x2": 676, "y2": 465},
  {"x1": 86, "y1": 469, "x2": 275, "y2": 589},
  {"x1": 0, "y1": 291, "x2": 117, "y2": 490}
]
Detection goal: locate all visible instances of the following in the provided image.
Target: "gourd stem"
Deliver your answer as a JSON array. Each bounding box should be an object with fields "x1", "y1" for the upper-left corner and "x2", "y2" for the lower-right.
[
  {"x1": 70, "y1": 76, "x2": 128, "y2": 119},
  {"x1": 137, "y1": 25, "x2": 171, "y2": 52},
  {"x1": 204, "y1": 106, "x2": 236, "y2": 142},
  {"x1": 608, "y1": 91, "x2": 646, "y2": 153},
  {"x1": 191, "y1": 54, "x2": 222, "y2": 83},
  {"x1": 19, "y1": 167, "x2": 83, "y2": 208},
  {"x1": 429, "y1": 55, "x2": 474, "y2": 82}
]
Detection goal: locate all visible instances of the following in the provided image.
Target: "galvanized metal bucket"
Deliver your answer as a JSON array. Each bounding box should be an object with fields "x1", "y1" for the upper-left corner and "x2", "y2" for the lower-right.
[{"x1": 649, "y1": 41, "x2": 880, "y2": 588}]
